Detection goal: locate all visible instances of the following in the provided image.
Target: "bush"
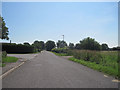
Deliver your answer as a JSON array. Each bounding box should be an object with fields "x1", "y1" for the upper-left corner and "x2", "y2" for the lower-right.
[
  {"x1": 2, "y1": 51, "x2": 7, "y2": 58},
  {"x1": 2, "y1": 43, "x2": 37, "y2": 53},
  {"x1": 67, "y1": 49, "x2": 73, "y2": 56},
  {"x1": 52, "y1": 48, "x2": 68, "y2": 53}
]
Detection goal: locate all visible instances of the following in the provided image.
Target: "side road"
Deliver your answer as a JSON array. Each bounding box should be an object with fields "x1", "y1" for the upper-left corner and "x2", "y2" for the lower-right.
[{"x1": 2, "y1": 53, "x2": 39, "y2": 76}]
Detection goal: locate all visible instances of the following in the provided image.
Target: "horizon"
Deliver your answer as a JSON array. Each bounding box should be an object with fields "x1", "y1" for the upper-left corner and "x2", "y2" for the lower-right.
[{"x1": 0, "y1": 2, "x2": 118, "y2": 48}]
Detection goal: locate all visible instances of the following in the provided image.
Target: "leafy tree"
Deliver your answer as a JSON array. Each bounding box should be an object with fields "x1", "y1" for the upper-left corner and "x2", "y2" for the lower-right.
[
  {"x1": 0, "y1": 16, "x2": 9, "y2": 40},
  {"x1": 45, "y1": 40, "x2": 55, "y2": 51},
  {"x1": 32, "y1": 40, "x2": 45, "y2": 51},
  {"x1": 39, "y1": 41, "x2": 45, "y2": 50},
  {"x1": 75, "y1": 43, "x2": 81, "y2": 49},
  {"x1": 69, "y1": 43, "x2": 74, "y2": 49},
  {"x1": 80, "y1": 37, "x2": 101, "y2": 50},
  {"x1": 101, "y1": 44, "x2": 109, "y2": 50},
  {"x1": 32, "y1": 40, "x2": 41, "y2": 51},
  {"x1": 57, "y1": 40, "x2": 67, "y2": 48},
  {"x1": 24, "y1": 42, "x2": 30, "y2": 46}
]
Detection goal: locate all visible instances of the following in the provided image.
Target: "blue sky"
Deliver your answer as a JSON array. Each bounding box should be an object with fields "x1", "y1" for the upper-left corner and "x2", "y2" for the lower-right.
[{"x1": 1, "y1": 2, "x2": 118, "y2": 47}]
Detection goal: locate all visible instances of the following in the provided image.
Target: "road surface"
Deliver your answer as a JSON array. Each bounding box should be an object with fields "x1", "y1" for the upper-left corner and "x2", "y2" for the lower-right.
[
  {"x1": 7, "y1": 53, "x2": 38, "y2": 60},
  {"x1": 3, "y1": 51, "x2": 118, "y2": 88}
]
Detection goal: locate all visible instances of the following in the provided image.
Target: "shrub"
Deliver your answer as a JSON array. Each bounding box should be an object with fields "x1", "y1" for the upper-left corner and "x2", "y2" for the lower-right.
[
  {"x1": 2, "y1": 43, "x2": 37, "y2": 53},
  {"x1": 52, "y1": 48, "x2": 68, "y2": 53},
  {"x1": 2, "y1": 51, "x2": 7, "y2": 58},
  {"x1": 67, "y1": 49, "x2": 73, "y2": 56}
]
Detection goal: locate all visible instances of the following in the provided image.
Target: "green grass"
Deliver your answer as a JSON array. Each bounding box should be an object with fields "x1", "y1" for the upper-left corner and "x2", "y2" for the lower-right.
[
  {"x1": 69, "y1": 57, "x2": 118, "y2": 78},
  {"x1": 52, "y1": 52, "x2": 70, "y2": 56},
  {"x1": 2, "y1": 56, "x2": 18, "y2": 63},
  {"x1": 0, "y1": 63, "x2": 6, "y2": 67}
]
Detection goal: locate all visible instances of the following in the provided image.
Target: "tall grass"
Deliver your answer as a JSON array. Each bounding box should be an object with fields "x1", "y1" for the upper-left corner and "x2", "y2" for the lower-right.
[
  {"x1": 71, "y1": 50, "x2": 118, "y2": 69},
  {"x1": 69, "y1": 50, "x2": 118, "y2": 78}
]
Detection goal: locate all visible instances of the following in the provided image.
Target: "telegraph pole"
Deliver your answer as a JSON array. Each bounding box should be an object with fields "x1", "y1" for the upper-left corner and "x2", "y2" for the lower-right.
[
  {"x1": 62, "y1": 35, "x2": 65, "y2": 48},
  {"x1": 10, "y1": 40, "x2": 11, "y2": 44},
  {"x1": 62, "y1": 35, "x2": 64, "y2": 41}
]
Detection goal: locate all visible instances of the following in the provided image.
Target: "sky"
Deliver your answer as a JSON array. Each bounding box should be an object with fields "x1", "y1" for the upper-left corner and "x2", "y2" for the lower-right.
[{"x1": 1, "y1": 2, "x2": 118, "y2": 48}]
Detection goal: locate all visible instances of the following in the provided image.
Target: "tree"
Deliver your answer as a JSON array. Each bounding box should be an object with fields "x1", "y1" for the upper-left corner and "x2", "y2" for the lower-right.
[
  {"x1": 39, "y1": 41, "x2": 45, "y2": 50},
  {"x1": 32, "y1": 40, "x2": 45, "y2": 51},
  {"x1": 57, "y1": 40, "x2": 67, "y2": 48},
  {"x1": 24, "y1": 42, "x2": 30, "y2": 46},
  {"x1": 101, "y1": 44, "x2": 109, "y2": 50},
  {"x1": 69, "y1": 43, "x2": 74, "y2": 49},
  {"x1": 80, "y1": 37, "x2": 101, "y2": 50},
  {"x1": 0, "y1": 16, "x2": 9, "y2": 40},
  {"x1": 75, "y1": 43, "x2": 81, "y2": 49},
  {"x1": 32, "y1": 40, "x2": 41, "y2": 51},
  {"x1": 45, "y1": 40, "x2": 55, "y2": 51}
]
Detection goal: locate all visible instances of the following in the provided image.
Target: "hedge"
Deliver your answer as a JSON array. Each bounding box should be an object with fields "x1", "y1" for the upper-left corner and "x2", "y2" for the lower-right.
[{"x1": 2, "y1": 43, "x2": 37, "y2": 53}]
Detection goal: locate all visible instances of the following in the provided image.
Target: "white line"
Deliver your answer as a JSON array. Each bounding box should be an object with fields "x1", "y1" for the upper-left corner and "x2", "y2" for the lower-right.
[{"x1": 0, "y1": 62, "x2": 25, "y2": 79}]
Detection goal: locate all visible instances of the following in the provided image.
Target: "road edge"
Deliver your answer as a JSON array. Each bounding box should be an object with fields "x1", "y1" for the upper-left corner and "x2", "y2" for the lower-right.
[{"x1": 0, "y1": 60, "x2": 26, "y2": 79}]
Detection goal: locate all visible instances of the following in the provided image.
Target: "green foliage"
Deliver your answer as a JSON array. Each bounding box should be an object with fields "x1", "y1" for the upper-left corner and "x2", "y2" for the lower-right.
[
  {"x1": 69, "y1": 43, "x2": 74, "y2": 49},
  {"x1": 24, "y1": 42, "x2": 30, "y2": 46},
  {"x1": 45, "y1": 40, "x2": 55, "y2": 51},
  {"x1": 101, "y1": 44, "x2": 109, "y2": 50},
  {"x1": 69, "y1": 57, "x2": 118, "y2": 78},
  {"x1": 2, "y1": 43, "x2": 37, "y2": 53},
  {"x1": 2, "y1": 51, "x2": 7, "y2": 58},
  {"x1": 75, "y1": 43, "x2": 81, "y2": 49},
  {"x1": 0, "y1": 16, "x2": 9, "y2": 40},
  {"x1": 39, "y1": 41, "x2": 45, "y2": 50},
  {"x1": 52, "y1": 48, "x2": 68, "y2": 53},
  {"x1": 2, "y1": 56, "x2": 18, "y2": 63},
  {"x1": 32, "y1": 40, "x2": 45, "y2": 51},
  {"x1": 72, "y1": 50, "x2": 118, "y2": 67},
  {"x1": 0, "y1": 63, "x2": 6, "y2": 67},
  {"x1": 52, "y1": 52, "x2": 69, "y2": 56},
  {"x1": 57, "y1": 40, "x2": 67, "y2": 48},
  {"x1": 80, "y1": 37, "x2": 101, "y2": 50}
]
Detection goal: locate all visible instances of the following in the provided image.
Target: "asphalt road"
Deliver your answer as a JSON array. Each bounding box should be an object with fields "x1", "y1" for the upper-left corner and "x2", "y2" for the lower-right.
[
  {"x1": 7, "y1": 53, "x2": 38, "y2": 60},
  {"x1": 3, "y1": 51, "x2": 118, "y2": 88}
]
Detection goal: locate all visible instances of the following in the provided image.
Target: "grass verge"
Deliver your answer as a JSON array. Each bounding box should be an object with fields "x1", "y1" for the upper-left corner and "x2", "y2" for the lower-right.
[
  {"x1": 2, "y1": 56, "x2": 18, "y2": 63},
  {"x1": 69, "y1": 57, "x2": 118, "y2": 78},
  {"x1": 0, "y1": 63, "x2": 6, "y2": 67}
]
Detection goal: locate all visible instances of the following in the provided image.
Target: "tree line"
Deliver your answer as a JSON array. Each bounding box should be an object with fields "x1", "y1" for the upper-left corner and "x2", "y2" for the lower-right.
[
  {"x1": 0, "y1": 16, "x2": 119, "y2": 52},
  {"x1": 22, "y1": 37, "x2": 110, "y2": 51}
]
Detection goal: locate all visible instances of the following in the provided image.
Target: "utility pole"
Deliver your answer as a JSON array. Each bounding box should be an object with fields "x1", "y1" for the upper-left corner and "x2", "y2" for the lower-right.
[
  {"x1": 62, "y1": 35, "x2": 65, "y2": 48},
  {"x1": 10, "y1": 40, "x2": 11, "y2": 44},
  {"x1": 62, "y1": 35, "x2": 64, "y2": 41}
]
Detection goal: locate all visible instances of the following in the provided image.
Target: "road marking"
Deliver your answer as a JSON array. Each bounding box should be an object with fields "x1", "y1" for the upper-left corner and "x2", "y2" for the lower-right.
[
  {"x1": 112, "y1": 79, "x2": 120, "y2": 82},
  {"x1": 104, "y1": 75, "x2": 108, "y2": 77},
  {"x1": 0, "y1": 62, "x2": 25, "y2": 79}
]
